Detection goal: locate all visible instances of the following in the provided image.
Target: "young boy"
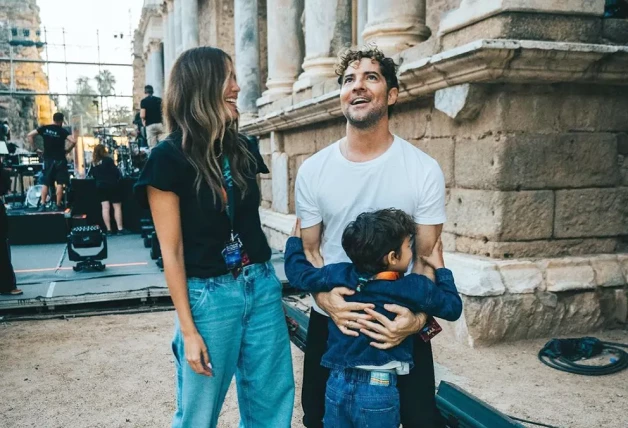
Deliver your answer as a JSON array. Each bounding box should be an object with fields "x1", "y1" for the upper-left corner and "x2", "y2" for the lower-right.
[{"x1": 284, "y1": 208, "x2": 462, "y2": 428}]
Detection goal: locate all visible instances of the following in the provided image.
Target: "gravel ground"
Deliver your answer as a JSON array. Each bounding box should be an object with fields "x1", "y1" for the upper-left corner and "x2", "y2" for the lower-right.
[{"x1": 0, "y1": 311, "x2": 626, "y2": 428}]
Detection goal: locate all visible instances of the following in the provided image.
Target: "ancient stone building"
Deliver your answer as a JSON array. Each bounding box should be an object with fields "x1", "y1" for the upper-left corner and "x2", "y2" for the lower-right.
[
  {"x1": 0, "y1": 0, "x2": 54, "y2": 140},
  {"x1": 134, "y1": 0, "x2": 628, "y2": 346}
]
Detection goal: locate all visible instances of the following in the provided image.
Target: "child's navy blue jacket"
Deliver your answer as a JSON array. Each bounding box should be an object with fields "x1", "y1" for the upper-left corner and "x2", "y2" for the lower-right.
[{"x1": 284, "y1": 237, "x2": 463, "y2": 371}]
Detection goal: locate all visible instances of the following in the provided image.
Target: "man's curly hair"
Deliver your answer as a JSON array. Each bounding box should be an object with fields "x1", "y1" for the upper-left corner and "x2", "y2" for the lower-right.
[{"x1": 335, "y1": 46, "x2": 399, "y2": 91}]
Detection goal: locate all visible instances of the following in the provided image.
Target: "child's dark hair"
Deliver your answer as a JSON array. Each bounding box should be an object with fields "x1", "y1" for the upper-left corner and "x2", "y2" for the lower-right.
[{"x1": 341, "y1": 208, "x2": 415, "y2": 274}]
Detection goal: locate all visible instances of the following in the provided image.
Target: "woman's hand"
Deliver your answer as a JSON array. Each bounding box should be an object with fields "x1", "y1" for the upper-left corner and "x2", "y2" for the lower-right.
[
  {"x1": 357, "y1": 305, "x2": 428, "y2": 350},
  {"x1": 314, "y1": 288, "x2": 374, "y2": 337},
  {"x1": 183, "y1": 331, "x2": 213, "y2": 376}
]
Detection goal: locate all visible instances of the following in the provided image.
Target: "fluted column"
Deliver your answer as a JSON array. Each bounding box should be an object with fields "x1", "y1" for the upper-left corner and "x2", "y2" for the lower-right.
[
  {"x1": 165, "y1": 0, "x2": 175, "y2": 73},
  {"x1": 234, "y1": 0, "x2": 261, "y2": 118},
  {"x1": 260, "y1": 0, "x2": 304, "y2": 103},
  {"x1": 180, "y1": 0, "x2": 199, "y2": 51},
  {"x1": 362, "y1": 0, "x2": 430, "y2": 55},
  {"x1": 161, "y1": 1, "x2": 172, "y2": 81},
  {"x1": 356, "y1": 0, "x2": 368, "y2": 46},
  {"x1": 293, "y1": 0, "x2": 352, "y2": 92},
  {"x1": 146, "y1": 39, "x2": 164, "y2": 97},
  {"x1": 174, "y1": 0, "x2": 182, "y2": 55}
]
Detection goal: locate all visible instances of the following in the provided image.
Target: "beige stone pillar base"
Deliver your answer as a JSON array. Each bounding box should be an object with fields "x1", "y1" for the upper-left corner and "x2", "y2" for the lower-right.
[
  {"x1": 362, "y1": 20, "x2": 431, "y2": 56},
  {"x1": 293, "y1": 56, "x2": 337, "y2": 92}
]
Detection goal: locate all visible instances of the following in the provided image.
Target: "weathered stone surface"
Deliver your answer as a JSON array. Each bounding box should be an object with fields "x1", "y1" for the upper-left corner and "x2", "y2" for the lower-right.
[
  {"x1": 445, "y1": 189, "x2": 554, "y2": 241},
  {"x1": 591, "y1": 255, "x2": 625, "y2": 287},
  {"x1": 198, "y1": 0, "x2": 235, "y2": 57},
  {"x1": 496, "y1": 261, "x2": 543, "y2": 294},
  {"x1": 434, "y1": 83, "x2": 486, "y2": 121},
  {"x1": 615, "y1": 289, "x2": 628, "y2": 323},
  {"x1": 443, "y1": 253, "x2": 505, "y2": 296},
  {"x1": 258, "y1": 136, "x2": 271, "y2": 155},
  {"x1": 620, "y1": 155, "x2": 628, "y2": 186},
  {"x1": 441, "y1": 232, "x2": 457, "y2": 252},
  {"x1": 554, "y1": 188, "x2": 628, "y2": 238},
  {"x1": 439, "y1": 0, "x2": 604, "y2": 36},
  {"x1": 451, "y1": 287, "x2": 623, "y2": 347},
  {"x1": 601, "y1": 18, "x2": 628, "y2": 45},
  {"x1": 426, "y1": 0, "x2": 462, "y2": 36},
  {"x1": 454, "y1": 133, "x2": 620, "y2": 190},
  {"x1": 410, "y1": 138, "x2": 454, "y2": 187},
  {"x1": 288, "y1": 154, "x2": 311, "y2": 214},
  {"x1": 441, "y1": 13, "x2": 602, "y2": 51},
  {"x1": 260, "y1": 178, "x2": 272, "y2": 203},
  {"x1": 270, "y1": 131, "x2": 284, "y2": 153},
  {"x1": 543, "y1": 258, "x2": 596, "y2": 292},
  {"x1": 271, "y1": 152, "x2": 289, "y2": 214},
  {"x1": 618, "y1": 254, "x2": 628, "y2": 280},
  {"x1": 283, "y1": 118, "x2": 345, "y2": 155},
  {"x1": 455, "y1": 236, "x2": 618, "y2": 259}
]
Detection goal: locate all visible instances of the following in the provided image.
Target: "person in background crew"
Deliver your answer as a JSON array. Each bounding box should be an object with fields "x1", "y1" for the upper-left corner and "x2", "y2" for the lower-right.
[
  {"x1": 27, "y1": 112, "x2": 76, "y2": 211},
  {"x1": 0, "y1": 160, "x2": 21, "y2": 295},
  {"x1": 140, "y1": 85, "x2": 164, "y2": 147}
]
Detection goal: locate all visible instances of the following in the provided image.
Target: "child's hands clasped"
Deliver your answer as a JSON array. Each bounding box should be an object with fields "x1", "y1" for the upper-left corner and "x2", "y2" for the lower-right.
[{"x1": 420, "y1": 237, "x2": 444, "y2": 270}]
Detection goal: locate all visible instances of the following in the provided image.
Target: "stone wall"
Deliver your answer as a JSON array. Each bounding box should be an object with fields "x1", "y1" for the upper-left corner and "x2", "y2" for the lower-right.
[{"x1": 198, "y1": 0, "x2": 235, "y2": 57}]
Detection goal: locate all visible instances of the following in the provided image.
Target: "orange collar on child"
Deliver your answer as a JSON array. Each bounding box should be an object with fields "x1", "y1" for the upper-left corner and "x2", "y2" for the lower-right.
[{"x1": 371, "y1": 271, "x2": 401, "y2": 281}]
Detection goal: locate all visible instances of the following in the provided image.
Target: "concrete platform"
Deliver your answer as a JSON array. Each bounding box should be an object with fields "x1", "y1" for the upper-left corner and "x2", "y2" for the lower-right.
[{"x1": 1, "y1": 234, "x2": 288, "y2": 313}]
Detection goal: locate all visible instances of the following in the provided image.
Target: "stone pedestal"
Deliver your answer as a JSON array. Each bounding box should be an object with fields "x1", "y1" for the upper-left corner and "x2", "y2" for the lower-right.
[
  {"x1": 293, "y1": 0, "x2": 352, "y2": 92},
  {"x1": 260, "y1": 0, "x2": 304, "y2": 104},
  {"x1": 146, "y1": 40, "x2": 164, "y2": 97},
  {"x1": 180, "y1": 0, "x2": 199, "y2": 51},
  {"x1": 362, "y1": 0, "x2": 430, "y2": 56},
  {"x1": 439, "y1": 0, "x2": 605, "y2": 36},
  {"x1": 234, "y1": 0, "x2": 261, "y2": 117}
]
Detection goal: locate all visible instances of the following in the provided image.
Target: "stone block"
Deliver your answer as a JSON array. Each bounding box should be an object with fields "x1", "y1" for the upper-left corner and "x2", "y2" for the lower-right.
[
  {"x1": 554, "y1": 188, "x2": 628, "y2": 238},
  {"x1": 260, "y1": 178, "x2": 272, "y2": 203},
  {"x1": 260, "y1": 154, "x2": 272, "y2": 179},
  {"x1": 591, "y1": 255, "x2": 625, "y2": 287},
  {"x1": 271, "y1": 152, "x2": 289, "y2": 214},
  {"x1": 601, "y1": 18, "x2": 628, "y2": 45},
  {"x1": 311, "y1": 81, "x2": 326, "y2": 99},
  {"x1": 443, "y1": 252, "x2": 505, "y2": 296},
  {"x1": 441, "y1": 231, "x2": 456, "y2": 252},
  {"x1": 434, "y1": 84, "x2": 486, "y2": 121},
  {"x1": 621, "y1": 156, "x2": 628, "y2": 186},
  {"x1": 618, "y1": 254, "x2": 628, "y2": 280},
  {"x1": 454, "y1": 133, "x2": 620, "y2": 190},
  {"x1": 324, "y1": 77, "x2": 340, "y2": 95},
  {"x1": 441, "y1": 13, "x2": 602, "y2": 50},
  {"x1": 439, "y1": 0, "x2": 604, "y2": 35},
  {"x1": 454, "y1": 287, "x2": 620, "y2": 347},
  {"x1": 411, "y1": 138, "x2": 454, "y2": 187},
  {"x1": 258, "y1": 136, "x2": 271, "y2": 155},
  {"x1": 270, "y1": 131, "x2": 284, "y2": 153},
  {"x1": 292, "y1": 88, "x2": 313, "y2": 105},
  {"x1": 615, "y1": 289, "x2": 628, "y2": 323},
  {"x1": 445, "y1": 189, "x2": 554, "y2": 241},
  {"x1": 455, "y1": 235, "x2": 618, "y2": 259},
  {"x1": 543, "y1": 258, "x2": 596, "y2": 292},
  {"x1": 496, "y1": 261, "x2": 543, "y2": 294}
]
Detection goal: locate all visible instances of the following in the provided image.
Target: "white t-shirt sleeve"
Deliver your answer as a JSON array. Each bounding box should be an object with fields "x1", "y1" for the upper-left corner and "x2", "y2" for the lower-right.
[
  {"x1": 295, "y1": 165, "x2": 322, "y2": 228},
  {"x1": 414, "y1": 160, "x2": 447, "y2": 225}
]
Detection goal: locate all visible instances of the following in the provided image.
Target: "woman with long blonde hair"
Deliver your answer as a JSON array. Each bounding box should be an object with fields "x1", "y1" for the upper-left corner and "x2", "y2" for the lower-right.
[{"x1": 135, "y1": 47, "x2": 294, "y2": 427}]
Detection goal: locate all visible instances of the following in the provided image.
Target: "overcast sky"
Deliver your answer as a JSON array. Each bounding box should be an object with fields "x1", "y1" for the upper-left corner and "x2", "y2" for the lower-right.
[{"x1": 37, "y1": 0, "x2": 144, "y2": 110}]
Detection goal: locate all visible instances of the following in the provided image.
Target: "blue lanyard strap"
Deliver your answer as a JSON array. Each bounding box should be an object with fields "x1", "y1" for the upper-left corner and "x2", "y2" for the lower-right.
[{"x1": 222, "y1": 156, "x2": 236, "y2": 228}]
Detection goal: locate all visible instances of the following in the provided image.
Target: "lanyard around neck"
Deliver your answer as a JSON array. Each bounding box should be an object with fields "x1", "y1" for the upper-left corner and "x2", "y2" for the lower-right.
[{"x1": 221, "y1": 155, "x2": 236, "y2": 229}]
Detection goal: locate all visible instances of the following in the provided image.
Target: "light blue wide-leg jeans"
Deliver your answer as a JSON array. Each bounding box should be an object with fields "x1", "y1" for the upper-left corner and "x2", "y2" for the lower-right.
[{"x1": 171, "y1": 262, "x2": 294, "y2": 428}]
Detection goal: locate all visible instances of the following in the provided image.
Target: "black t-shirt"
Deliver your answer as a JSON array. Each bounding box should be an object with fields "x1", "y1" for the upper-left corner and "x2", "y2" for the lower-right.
[
  {"x1": 89, "y1": 157, "x2": 121, "y2": 188},
  {"x1": 134, "y1": 132, "x2": 271, "y2": 278},
  {"x1": 38, "y1": 125, "x2": 70, "y2": 161},
  {"x1": 140, "y1": 95, "x2": 163, "y2": 126}
]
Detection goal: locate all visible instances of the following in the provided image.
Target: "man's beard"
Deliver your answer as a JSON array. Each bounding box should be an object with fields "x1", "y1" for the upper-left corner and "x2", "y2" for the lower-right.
[{"x1": 345, "y1": 104, "x2": 387, "y2": 129}]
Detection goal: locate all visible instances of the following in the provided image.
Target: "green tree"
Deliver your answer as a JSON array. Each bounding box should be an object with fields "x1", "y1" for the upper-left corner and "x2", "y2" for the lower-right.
[
  {"x1": 107, "y1": 105, "x2": 133, "y2": 126},
  {"x1": 68, "y1": 76, "x2": 98, "y2": 132},
  {"x1": 94, "y1": 70, "x2": 116, "y2": 97}
]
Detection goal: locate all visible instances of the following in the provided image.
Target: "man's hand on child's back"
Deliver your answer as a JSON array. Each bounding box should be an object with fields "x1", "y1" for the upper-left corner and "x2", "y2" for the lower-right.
[{"x1": 420, "y1": 237, "x2": 444, "y2": 270}]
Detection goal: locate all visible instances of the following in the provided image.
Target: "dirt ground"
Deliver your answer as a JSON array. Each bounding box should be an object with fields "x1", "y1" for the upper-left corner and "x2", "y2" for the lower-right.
[{"x1": 0, "y1": 311, "x2": 626, "y2": 428}]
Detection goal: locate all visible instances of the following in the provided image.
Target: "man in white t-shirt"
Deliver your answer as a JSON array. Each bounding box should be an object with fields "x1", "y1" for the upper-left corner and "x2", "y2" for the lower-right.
[{"x1": 295, "y1": 47, "x2": 447, "y2": 427}]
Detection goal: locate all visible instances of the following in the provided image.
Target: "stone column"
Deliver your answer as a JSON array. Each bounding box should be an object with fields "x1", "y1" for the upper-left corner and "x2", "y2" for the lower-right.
[
  {"x1": 356, "y1": 0, "x2": 368, "y2": 46},
  {"x1": 146, "y1": 39, "x2": 164, "y2": 97},
  {"x1": 260, "y1": 0, "x2": 304, "y2": 103},
  {"x1": 165, "y1": 0, "x2": 175, "y2": 74},
  {"x1": 180, "y1": 0, "x2": 199, "y2": 51},
  {"x1": 362, "y1": 0, "x2": 430, "y2": 55},
  {"x1": 234, "y1": 0, "x2": 261, "y2": 118},
  {"x1": 174, "y1": 0, "x2": 182, "y2": 55},
  {"x1": 293, "y1": 0, "x2": 352, "y2": 92},
  {"x1": 161, "y1": 2, "x2": 171, "y2": 81}
]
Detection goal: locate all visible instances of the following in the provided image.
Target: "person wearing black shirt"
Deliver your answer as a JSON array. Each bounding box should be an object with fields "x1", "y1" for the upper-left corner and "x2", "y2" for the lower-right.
[
  {"x1": 0, "y1": 162, "x2": 21, "y2": 295},
  {"x1": 89, "y1": 144, "x2": 129, "y2": 235},
  {"x1": 140, "y1": 85, "x2": 164, "y2": 147},
  {"x1": 135, "y1": 47, "x2": 294, "y2": 427},
  {"x1": 27, "y1": 112, "x2": 76, "y2": 211}
]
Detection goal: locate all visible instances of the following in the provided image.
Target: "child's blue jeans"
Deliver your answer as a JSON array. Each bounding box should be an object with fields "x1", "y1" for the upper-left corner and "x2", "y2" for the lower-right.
[
  {"x1": 171, "y1": 262, "x2": 295, "y2": 427},
  {"x1": 324, "y1": 368, "x2": 400, "y2": 428}
]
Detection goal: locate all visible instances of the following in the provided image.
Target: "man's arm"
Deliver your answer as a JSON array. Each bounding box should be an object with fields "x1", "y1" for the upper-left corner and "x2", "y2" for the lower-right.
[
  {"x1": 412, "y1": 224, "x2": 443, "y2": 280},
  {"x1": 301, "y1": 223, "x2": 324, "y2": 267},
  {"x1": 65, "y1": 134, "x2": 77, "y2": 154},
  {"x1": 26, "y1": 129, "x2": 38, "y2": 151}
]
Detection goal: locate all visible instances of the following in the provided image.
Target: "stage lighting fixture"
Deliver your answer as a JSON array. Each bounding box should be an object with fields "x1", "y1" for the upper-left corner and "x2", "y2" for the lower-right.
[{"x1": 67, "y1": 225, "x2": 108, "y2": 272}]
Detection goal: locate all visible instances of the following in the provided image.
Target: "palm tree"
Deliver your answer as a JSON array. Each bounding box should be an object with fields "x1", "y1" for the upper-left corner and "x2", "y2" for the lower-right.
[{"x1": 94, "y1": 70, "x2": 116, "y2": 124}]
